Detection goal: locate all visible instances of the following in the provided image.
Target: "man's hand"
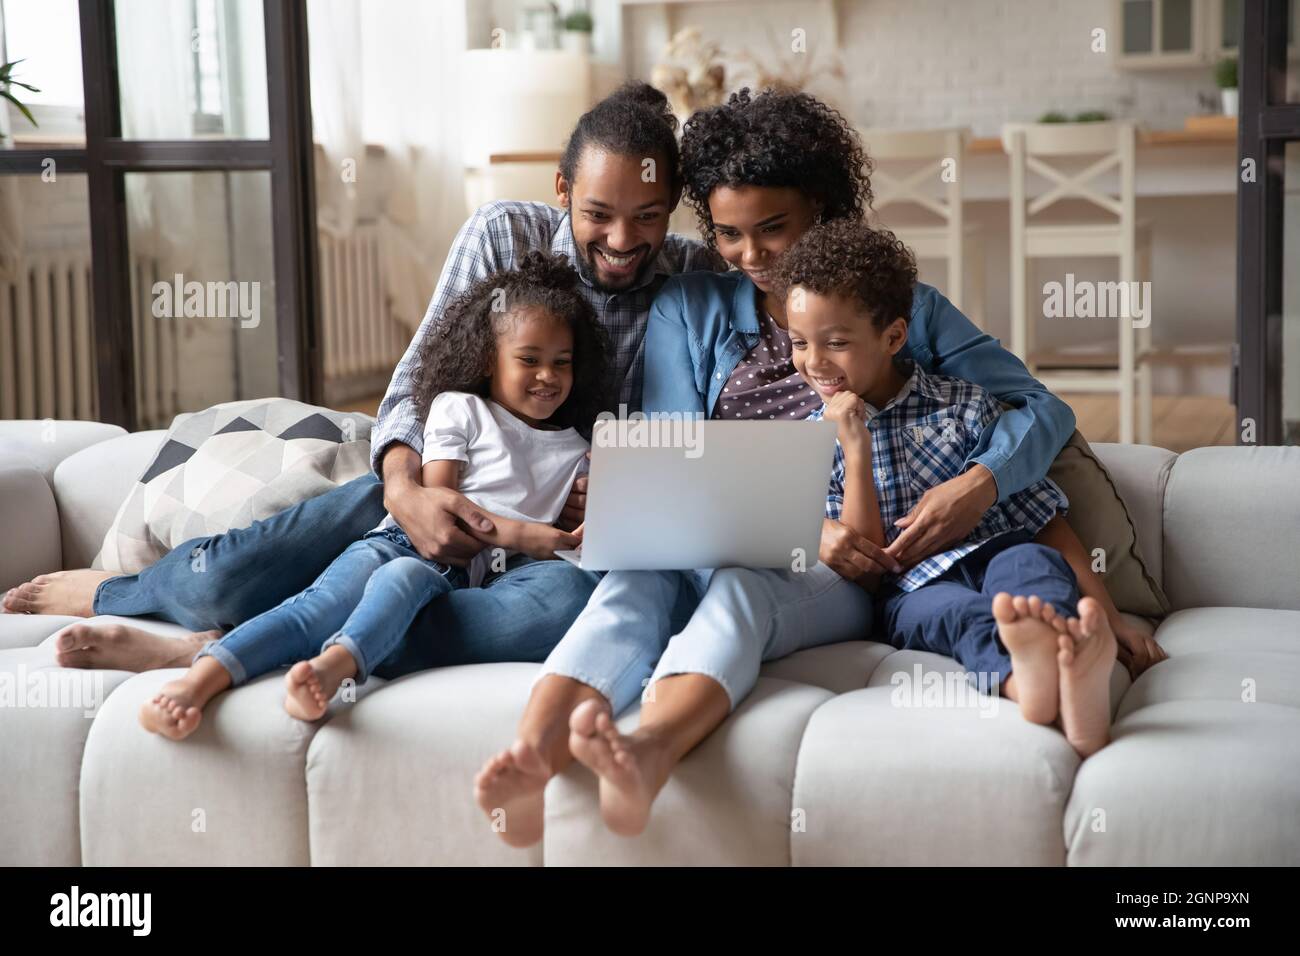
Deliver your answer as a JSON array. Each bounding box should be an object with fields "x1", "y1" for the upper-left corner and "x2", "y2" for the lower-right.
[
  {"x1": 885, "y1": 464, "x2": 997, "y2": 569},
  {"x1": 557, "y1": 460, "x2": 589, "y2": 531},
  {"x1": 386, "y1": 481, "x2": 493, "y2": 566},
  {"x1": 1113, "y1": 621, "x2": 1168, "y2": 680},
  {"x1": 820, "y1": 518, "x2": 902, "y2": 589}
]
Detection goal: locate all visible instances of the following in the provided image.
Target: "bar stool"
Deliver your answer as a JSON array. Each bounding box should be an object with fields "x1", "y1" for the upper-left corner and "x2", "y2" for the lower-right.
[
  {"x1": 1003, "y1": 121, "x2": 1154, "y2": 444},
  {"x1": 859, "y1": 127, "x2": 986, "y2": 328}
]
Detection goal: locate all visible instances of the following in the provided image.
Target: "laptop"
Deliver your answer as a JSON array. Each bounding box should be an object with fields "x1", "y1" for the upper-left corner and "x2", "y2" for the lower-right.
[{"x1": 555, "y1": 417, "x2": 839, "y2": 571}]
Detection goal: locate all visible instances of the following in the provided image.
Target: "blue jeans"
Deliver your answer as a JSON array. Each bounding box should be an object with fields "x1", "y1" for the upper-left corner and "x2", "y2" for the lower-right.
[
  {"x1": 94, "y1": 473, "x2": 600, "y2": 673},
  {"x1": 94, "y1": 475, "x2": 388, "y2": 632},
  {"x1": 538, "y1": 562, "x2": 874, "y2": 714},
  {"x1": 875, "y1": 530, "x2": 1081, "y2": 690},
  {"x1": 195, "y1": 526, "x2": 601, "y2": 685}
]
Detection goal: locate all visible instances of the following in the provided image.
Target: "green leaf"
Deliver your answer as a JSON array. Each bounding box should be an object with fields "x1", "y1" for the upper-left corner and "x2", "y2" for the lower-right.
[{"x1": 0, "y1": 89, "x2": 38, "y2": 128}]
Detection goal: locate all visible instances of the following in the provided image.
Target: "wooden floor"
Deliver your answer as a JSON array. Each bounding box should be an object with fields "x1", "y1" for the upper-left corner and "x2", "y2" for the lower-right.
[
  {"x1": 338, "y1": 393, "x2": 1237, "y2": 454},
  {"x1": 1063, "y1": 393, "x2": 1237, "y2": 453}
]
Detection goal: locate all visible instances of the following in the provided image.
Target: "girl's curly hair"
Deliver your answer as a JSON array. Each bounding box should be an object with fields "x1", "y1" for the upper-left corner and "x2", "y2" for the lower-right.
[
  {"x1": 772, "y1": 219, "x2": 918, "y2": 329},
  {"x1": 411, "y1": 252, "x2": 613, "y2": 433},
  {"x1": 680, "y1": 88, "x2": 873, "y2": 249}
]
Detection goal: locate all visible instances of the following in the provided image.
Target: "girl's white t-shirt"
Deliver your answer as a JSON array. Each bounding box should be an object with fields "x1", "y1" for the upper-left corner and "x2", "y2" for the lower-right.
[{"x1": 375, "y1": 391, "x2": 590, "y2": 583}]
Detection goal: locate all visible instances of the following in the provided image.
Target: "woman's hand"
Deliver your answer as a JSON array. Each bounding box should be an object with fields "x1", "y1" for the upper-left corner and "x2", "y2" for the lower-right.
[
  {"x1": 885, "y1": 464, "x2": 997, "y2": 569},
  {"x1": 1113, "y1": 620, "x2": 1168, "y2": 680},
  {"x1": 819, "y1": 518, "x2": 902, "y2": 589}
]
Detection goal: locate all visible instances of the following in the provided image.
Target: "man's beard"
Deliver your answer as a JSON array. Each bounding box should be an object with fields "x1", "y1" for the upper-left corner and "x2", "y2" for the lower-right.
[{"x1": 569, "y1": 218, "x2": 654, "y2": 294}]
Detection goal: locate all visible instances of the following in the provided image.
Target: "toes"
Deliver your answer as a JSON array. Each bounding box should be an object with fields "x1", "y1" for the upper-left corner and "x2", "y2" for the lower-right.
[
  {"x1": 991, "y1": 592, "x2": 1015, "y2": 622},
  {"x1": 1027, "y1": 596, "x2": 1043, "y2": 618},
  {"x1": 1039, "y1": 601, "x2": 1056, "y2": 623},
  {"x1": 1011, "y1": 595, "x2": 1031, "y2": 618}
]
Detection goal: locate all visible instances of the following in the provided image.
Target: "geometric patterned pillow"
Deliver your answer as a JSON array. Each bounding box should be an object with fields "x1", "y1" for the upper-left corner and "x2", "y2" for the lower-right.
[{"x1": 93, "y1": 398, "x2": 374, "y2": 574}]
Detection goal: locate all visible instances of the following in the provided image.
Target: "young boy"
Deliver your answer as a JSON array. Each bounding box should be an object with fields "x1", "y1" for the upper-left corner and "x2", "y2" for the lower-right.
[{"x1": 780, "y1": 219, "x2": 1165, "y2": 756}]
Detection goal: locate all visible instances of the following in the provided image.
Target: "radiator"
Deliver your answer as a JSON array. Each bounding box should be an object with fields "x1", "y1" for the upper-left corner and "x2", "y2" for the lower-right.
[
  {"x1": 318, "y1": 221, "x2": 408, "y2": 404},
  {"x1": 0, "y1": 253, "x2": 98, "y2": 422},
  {"x1": 0, "y1": 224, "x2": 406, "y2": 425}
]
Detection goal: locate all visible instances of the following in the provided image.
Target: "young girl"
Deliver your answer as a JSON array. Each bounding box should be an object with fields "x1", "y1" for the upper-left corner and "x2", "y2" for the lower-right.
[{"x1": 139, "y1": 252, "x2": 612, "y2": 740}]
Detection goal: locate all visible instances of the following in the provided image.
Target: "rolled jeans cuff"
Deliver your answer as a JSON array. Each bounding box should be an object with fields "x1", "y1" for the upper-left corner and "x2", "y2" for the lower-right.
[
  {"x1": 193, "y1": 638, "x2": 248, "y2": 686},
  {"x1": 321, "y1": 632, "x2": 372, "y2": 683}
]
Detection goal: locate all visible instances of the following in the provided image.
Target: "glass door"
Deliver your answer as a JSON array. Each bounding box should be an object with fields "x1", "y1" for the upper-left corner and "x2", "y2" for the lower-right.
[
  {"x1": 1237, "y1": 0, "x2": 1300, "y2": 444},
  {"x1": 0, "y1": 0, "x2": 318, "y2": 430}
]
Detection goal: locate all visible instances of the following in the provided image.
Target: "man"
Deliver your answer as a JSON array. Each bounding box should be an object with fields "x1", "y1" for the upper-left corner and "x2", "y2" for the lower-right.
[{"x1": 3, "y1": 82, "x2": 723, "y2": 673}]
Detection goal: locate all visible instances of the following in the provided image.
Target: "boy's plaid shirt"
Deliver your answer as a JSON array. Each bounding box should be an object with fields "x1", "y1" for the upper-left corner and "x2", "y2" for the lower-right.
[
  {"x1": 808, "y1": 364, "x2": 1068, "y2": 591},
  {"x1": 371, "y1": 200, "x2": 725, "y2": 471}
]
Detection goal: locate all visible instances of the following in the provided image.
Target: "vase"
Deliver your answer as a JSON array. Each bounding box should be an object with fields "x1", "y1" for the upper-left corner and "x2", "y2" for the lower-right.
[
  {"x1": 561, "y1": 31, "x2": 591, "y2": 54},
  {"x1": 1221, "y1": 88, "x2": 1238, "y2": 118}
]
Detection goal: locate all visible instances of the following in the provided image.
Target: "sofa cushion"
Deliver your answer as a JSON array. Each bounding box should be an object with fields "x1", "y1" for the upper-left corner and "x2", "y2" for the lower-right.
[
  {"x1": 1163, "y1": 446, "x2": 1300, "y2": 611},
  {"x1": 0, "y1": 458, "x2": 61, "y2": 593},
  {"x1": 0, "y1": 641, "x2": 136, "y2": 865},
  {"x1": 92, "y1": 399, "x2": 374, "y2": 574},
  {"x1": 53, "y1": 431, "x2": 167, "y2": 570},
  {"x1": 0, "y1": 612, "x2": 81, "y2": 650},
  {"x1": 0, "y1": 421, "x2": 126, "y2": 483},
  {"x1": 307, "y1": 664, "x2": 544, "y2": 867},
  {"x1": 1050, "y1": 432, "x2": 1171, "y2": 618},
  {"x1": 546, "y1": 677, "x2": 834, "y2": 866}
]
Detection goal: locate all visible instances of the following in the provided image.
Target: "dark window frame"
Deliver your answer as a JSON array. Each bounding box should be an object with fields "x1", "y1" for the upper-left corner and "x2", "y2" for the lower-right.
[
  {"x1": 1236, "y1": 0, "x2": 1300, "y2": 445},
  {"x1": 0, "y1": 0, "x2": 319, "y2": 430}
]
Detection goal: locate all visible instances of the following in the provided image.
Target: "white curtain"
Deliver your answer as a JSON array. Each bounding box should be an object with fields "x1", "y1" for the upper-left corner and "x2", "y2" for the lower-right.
[
  {"x1": 308, "y1": 0, "x2": 467, "y2": 333},
  {"x1": 115, "y1": 0, "x2": 199, "y2": 272}
]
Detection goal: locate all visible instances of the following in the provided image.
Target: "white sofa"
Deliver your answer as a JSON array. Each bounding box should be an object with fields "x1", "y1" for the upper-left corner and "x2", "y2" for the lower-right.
[{"x1": 1, "y1": 420, "x2": 1298, "y2": 866}]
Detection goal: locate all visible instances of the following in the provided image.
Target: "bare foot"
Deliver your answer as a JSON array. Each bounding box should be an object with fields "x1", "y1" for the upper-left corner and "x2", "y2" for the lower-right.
[
  {"x1": 994, "y1": 592, "x2": 1062, "y2": 725},
  {"x1": 283, "y1": 645, "x2": 357, "y2": 722},
  {"x1": 54, "y1": 623, "x2": 214, "y2": 672},
  {"x1": 473, "y1": 741, "x2": 552, "y2": 848},
  {"x1": 138, "y1": 658, "x2": 232, "y2": 741},
  {"x1": 1057, "y1": 597, "x2": 1117, "y2": 758},
  {"x1": 2, "y1": 570, "x2": 113, "y2": 617},
  {"x1": 568, "y1": 698, "x2": 668, "y2": 837}
]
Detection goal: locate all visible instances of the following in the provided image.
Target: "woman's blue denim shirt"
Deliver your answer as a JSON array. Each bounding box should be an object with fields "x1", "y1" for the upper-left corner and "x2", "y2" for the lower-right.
[{"x1": 641, "y1": 270, "x2": 1076, "y2": 504}]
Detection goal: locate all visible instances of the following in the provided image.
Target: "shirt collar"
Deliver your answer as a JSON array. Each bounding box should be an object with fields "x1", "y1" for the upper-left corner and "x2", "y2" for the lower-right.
[
  {"x1": 865, "y1": 361, "x2": 936, "y2": 418},
  {"x1": 730, "y1": 272, "x2": 762, "y2": 335}
]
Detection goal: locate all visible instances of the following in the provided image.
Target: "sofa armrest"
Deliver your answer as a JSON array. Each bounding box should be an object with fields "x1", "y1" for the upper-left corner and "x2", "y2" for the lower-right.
[
  {"x1": 0, "y1": 458, "x2": 62, "y2": 592},
  {"x1": 0, "y1": 421, "x2": 127, "y2": 483}
]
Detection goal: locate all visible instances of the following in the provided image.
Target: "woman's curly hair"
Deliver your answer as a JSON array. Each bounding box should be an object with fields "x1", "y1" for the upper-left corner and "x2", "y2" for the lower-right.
[
  {"x1": 411, "y1": 252, "x2": 613, "y2": 433},
  {"x1": 680, "y1": 87, "x2": 873, "y2": 249},
  {"x1": 772, "y1": 219, "x2": 918, "y2": 329}
]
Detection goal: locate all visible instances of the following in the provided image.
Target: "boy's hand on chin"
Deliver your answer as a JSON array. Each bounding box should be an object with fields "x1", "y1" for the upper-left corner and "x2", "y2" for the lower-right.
[{"x1": 823, "y1": 391, "x2": 869, "y2": 445}]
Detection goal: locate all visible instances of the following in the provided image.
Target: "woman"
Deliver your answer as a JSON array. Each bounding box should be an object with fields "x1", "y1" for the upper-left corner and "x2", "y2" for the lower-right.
[{"x1": 474, "y1": 88, "x2": 1077, "y2": 845}]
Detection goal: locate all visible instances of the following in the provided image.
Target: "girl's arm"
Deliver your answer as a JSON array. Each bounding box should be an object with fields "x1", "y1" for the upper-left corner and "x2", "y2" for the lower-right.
[
  {"x1": 1034, "y1": 515, "x2": 1168, "y2": 676},
  {"x1": 420, "y1": 459, "x2": 580, "y2": 561}
]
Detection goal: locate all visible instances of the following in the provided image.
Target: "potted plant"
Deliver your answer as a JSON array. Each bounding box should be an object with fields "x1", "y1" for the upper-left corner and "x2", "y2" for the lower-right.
[
  {"x1": 1215, "y1": 56, "x2": 1238, "y2": 118},
  {"x1": 561, "y1": 8, "x2": 593, "y2": 54},
  {"x1": 0, "y1": 60, "x2": 40, "y2": 142}
]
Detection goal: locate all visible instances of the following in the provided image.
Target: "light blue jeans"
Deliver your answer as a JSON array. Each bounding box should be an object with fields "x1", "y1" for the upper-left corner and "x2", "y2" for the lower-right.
[{"x1": 537, "y1": 562, "x2": 874, "y2": 714}]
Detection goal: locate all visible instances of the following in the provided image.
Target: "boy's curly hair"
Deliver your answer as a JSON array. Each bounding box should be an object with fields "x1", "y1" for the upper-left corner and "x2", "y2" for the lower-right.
[
  {"x1": 679, "y1": 87, "x2": 873, "y2": 249},
  {"x1": 772, "y1": 219, "x2": 918, "y2": 328},
  {"x1": 411, "y1": 252, "x2": 613, "y2": 432}
]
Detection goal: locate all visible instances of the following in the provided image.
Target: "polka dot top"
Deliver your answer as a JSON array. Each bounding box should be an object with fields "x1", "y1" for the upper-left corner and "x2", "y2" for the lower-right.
[{"x1": 712, "y1": 309, "x2": 821, "y2": 421}]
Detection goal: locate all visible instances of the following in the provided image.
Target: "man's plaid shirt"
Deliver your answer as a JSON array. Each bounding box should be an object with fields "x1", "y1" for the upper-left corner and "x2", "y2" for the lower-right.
[
  {"x1": 808, "y1": 364, "x2": 1068, "y2": 592},
  {"x1": 371, "y1": 200, "x2": 725, "y2": 471}
]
